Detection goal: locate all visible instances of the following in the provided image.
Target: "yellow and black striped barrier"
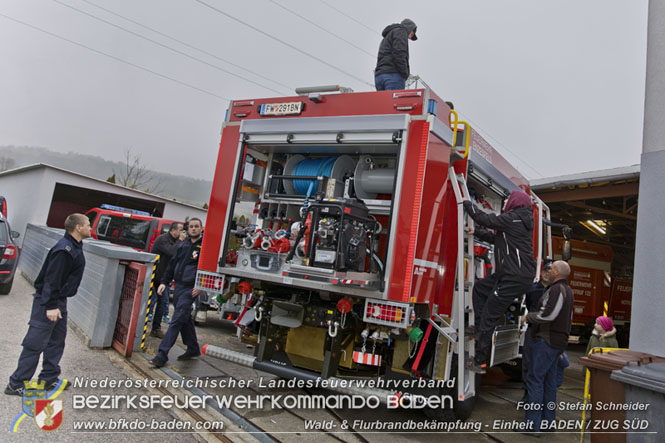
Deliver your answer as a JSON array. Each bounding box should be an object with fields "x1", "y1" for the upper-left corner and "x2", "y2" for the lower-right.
[{"x1": 140, "y1": 255, "x2": 159, "y2": 350}]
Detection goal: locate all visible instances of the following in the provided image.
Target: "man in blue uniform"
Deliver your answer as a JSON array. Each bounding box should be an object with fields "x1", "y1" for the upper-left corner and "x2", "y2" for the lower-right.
[
  {"x1": 5, "y1": 213, "x2": 90, "y2": 395},
  {"x1": 151, "y1": 218, "x2": 203, "y2": 367},
  {"x1": 149, "y1": 222, "x2": 184, "y2": 338}
]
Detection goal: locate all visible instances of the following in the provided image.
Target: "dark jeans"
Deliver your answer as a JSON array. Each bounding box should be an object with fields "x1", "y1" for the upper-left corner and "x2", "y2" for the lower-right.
[
  {"x1": 375, "y1": 72, "x2": 406, "y2": 91},
  {"x1": 151, "y1": 284, "x2": 170, "y2": 330},
  {"x1": 524, "y1": 337, "x2": 562, "y2": 432},
  {"x1": 522, "y1": 327, "x2": 535, "y2": 391},
  {"x1": 473, "y1": 274, "x2": 531, "y2": 365},
  {"x1": 10, "y1": 295, "x2": 68, "y2": 387},
  {"x1": 156, "y1": 284, "x2": 200, "y2": 362}
]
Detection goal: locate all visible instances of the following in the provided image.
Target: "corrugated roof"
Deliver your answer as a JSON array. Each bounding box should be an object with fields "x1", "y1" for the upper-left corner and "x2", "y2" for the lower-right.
[{"x1": 530, "y1": 164, "x2": 640, "y2": 190}]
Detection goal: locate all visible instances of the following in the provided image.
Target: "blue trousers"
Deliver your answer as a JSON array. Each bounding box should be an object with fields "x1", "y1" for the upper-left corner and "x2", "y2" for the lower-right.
[
  {"x1": 156, "y1": 284, "x2": 200, "y2": 362},
  {"x1": 9, "y1": 295, "x2": 68, "y2": 388},
  {"x1": 522, "y1": 327, "x2": 534, "y2": 391},
  {"x1": 151, "y1": 283, "x2": 170, "y2": 330},
  {"x1": 524, "y1": 337, "x2": 562, "y2": 431},
  {"x1": 375, "y1": 72, "x2": 406, "y2": 91}
]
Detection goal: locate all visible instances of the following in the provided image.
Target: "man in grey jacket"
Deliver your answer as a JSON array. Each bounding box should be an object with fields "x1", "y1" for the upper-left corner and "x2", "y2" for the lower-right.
[
  {"x1": 374, "y1": 19, "x2": 418, "y2": 91},
  {"x1": 521, "y1": 260, "x2": 573, "y2": 434}
]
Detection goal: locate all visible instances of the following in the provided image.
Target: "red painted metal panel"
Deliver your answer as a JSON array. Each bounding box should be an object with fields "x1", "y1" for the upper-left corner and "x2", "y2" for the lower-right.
[
  {"x1": 569, "y1": 266, "x2": 605, "y2": 324},
  {"x1": 553, "y1": 237, "x2": 614, "y2": 263},
  {"x1": 532, "y1": 204, "x2": 541, "y2": 261},
  {"x1": 469, "y1": 128, "x2": 530, "y2": 192},
  {"x1": 427, "y1": 89, "x2": 453, "y2": 126},
  {"x1": 387, "y1": 121, "x2": 429, "y2": 302},
  {"x1": 411, "y1": 135, "x2": 451, "y2": 305},
  {"x1": 435, "y1": 160, "x2": 467, "y2": 317},
  {"x1": 199, "y1": 126, "x2": 241, "y2": 272},
  {"x1": 228, "y1": 90, "x2": 425, "y2": 122},
  {"x1": 609, "y1": 279, "x2": 632, "y2": 323}
]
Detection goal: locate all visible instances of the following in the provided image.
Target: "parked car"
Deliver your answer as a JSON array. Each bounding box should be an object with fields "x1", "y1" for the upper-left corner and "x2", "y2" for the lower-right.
[
  {"x1": 85, "y1": 205, "x2": 182, "y2": 252},
  {"x1": 0, "y1": 213, "x2": 20, "y2": 294}
]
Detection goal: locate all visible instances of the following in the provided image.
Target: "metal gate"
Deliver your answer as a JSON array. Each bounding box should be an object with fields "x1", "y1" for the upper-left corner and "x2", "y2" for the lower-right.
[{"x1": 112, "y1": 262, "x2": 147, "y2": 356}]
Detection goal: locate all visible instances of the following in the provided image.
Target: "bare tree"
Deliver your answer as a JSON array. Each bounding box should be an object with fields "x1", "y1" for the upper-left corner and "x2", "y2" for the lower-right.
[
  {"x1": 0, "y1": 156, "x2": 16, "y2": 172},
  {"x1": 114, "y1": 148, "x2": 164, "y2": 195}
]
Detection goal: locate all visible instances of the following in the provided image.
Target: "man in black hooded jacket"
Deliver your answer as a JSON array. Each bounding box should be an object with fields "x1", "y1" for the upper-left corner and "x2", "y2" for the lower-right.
[
  {"x1": 374, "y1": 18, "x2": 418, "y2": 91},
  {"x1": 462, "y1": 190, "x2": 537, "y2": 373}
]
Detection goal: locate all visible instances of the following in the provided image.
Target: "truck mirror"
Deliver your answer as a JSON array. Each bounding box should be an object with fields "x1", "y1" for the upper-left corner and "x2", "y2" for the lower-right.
[
  {"x1": 562, "y1": 227, "x2": 572, "y2": 241},
  {"x1": 562, "y1": 239, "x2": 572, "y2": 261},
  {"x1": 11, "y1": 230, "x2": 20, "y2": 239}
]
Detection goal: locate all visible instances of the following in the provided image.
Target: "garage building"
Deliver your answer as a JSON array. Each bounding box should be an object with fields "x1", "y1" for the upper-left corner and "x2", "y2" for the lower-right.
[{"x1": 0, "y1": 163, "x2": 208, "y2": 241}]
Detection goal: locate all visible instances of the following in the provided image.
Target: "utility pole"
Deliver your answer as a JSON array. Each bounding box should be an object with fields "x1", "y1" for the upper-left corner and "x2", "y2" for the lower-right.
[{"x1": 630, "y1": 0, "x2": 665, "y2": 356}]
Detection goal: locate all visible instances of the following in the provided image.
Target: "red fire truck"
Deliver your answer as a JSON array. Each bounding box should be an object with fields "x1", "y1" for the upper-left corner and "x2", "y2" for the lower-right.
[
  {"x1": 552, "y1": 236, "x2": 632, "y2": 345},
  {"x1": 195, "y1": 85, "x2": 568, "y2": 420},
  {"x1": 85, "y1": 205, "x2": 181, "y2": 252}
]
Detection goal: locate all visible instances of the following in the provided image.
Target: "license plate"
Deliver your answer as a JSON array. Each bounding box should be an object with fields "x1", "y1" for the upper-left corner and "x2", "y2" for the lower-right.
[{"x1": 260, "y1": 102, "x2": 304, "y2": 116}]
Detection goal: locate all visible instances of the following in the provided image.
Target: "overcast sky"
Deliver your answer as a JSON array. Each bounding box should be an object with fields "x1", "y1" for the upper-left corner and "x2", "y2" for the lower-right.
[{"x1": 0, "y1": 0, "x2": 649, "y2": 181}]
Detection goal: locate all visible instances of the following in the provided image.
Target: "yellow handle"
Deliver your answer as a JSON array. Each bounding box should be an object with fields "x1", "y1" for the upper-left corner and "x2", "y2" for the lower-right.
[{"x1": 450, "y1": 110, "x2": 470, "y2": 159}]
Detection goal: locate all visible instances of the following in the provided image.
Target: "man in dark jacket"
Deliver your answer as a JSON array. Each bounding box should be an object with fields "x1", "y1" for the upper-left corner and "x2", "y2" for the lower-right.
[
  {"x1": 374, "y1": 18, "x2": 418, "y2": 91},
  {"x1": 151, "y1": 218, "x2": 203, "y2": 367},
  {"x1": 522, "y1": 260, "x2": 573, "y2": 433},
  {"x1": 463, "y1": 189, "x2": 537, "y2": 374},
  {"x1": 149, "y1": 223, "x2": 184, "y2": 338},
  {"x1": 521, "y1": 260, "x2": 553, "y2": 400},
  {"x1": 5, "y1": 213, "x2": 90, "y2": 395}
]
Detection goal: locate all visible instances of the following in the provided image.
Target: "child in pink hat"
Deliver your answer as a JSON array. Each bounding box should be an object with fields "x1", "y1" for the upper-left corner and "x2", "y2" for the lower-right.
[{"x1": 586, "y1": 316, "x2": 619, "y2": 354}]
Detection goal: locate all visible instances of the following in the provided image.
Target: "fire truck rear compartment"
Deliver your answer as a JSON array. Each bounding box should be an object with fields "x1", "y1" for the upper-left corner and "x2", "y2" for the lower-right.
[
  {"x1": 222, "y1": 117, "x2": 407, "y2": 299},
  {"x1": 196, "y1": 103, "x2": 556, "y2": 415}
]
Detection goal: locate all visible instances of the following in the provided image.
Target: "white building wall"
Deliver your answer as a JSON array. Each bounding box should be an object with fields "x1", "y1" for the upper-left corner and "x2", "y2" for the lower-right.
[
  {"x1": 42, "y1": 169, "x2": 207, "y2": 224},
  {"x1": 0, "y1": 165, "x2": 207, "y2": 242},
  {"x1": 0, "y1": 168, "x2": 51, "y2": 243}
]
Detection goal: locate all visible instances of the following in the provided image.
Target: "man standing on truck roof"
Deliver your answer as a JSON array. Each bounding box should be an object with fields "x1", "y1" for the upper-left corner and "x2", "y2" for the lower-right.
[
  {"x1": 150, "y1": 218, "x2": 203, "y2": 367},
  {"x1": 521, "y1": 260, "x2": 573, "y2": 434},
  {"x1": 463, "y1": 189, "x2": 537, "y2": 374},
  {"x1": 5, "y1": 213, "x2": 90, "y2": 395},
  {"x1": 149, "y1": 222, "x2": 185, "y2": 338},
  {"x1": 374, "y1": 18, "x2": 418, "y2": 91}
]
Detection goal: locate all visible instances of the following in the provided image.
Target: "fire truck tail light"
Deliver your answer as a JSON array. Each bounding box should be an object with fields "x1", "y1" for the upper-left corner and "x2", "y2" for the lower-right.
[
  {"x1": 363, "y1": 300, "x2": 410, "y2": 328},
  {"x1": 392, "y1": 91, "x2": 423, "y2": 98},
  {"x1": 195, "y1": 271, "x2": 225, "y2": 294}
]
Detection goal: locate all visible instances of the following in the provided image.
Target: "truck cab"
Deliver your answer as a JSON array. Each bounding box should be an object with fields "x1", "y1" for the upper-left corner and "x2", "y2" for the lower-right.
[{"x1": 85, "y1": 205, "x2": 181, "y2": 252}]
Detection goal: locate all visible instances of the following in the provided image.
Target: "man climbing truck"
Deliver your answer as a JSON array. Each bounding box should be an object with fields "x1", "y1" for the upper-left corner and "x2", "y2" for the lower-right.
[{"x1": 193, "y1": 84, "x2": 571, "y2": 420}]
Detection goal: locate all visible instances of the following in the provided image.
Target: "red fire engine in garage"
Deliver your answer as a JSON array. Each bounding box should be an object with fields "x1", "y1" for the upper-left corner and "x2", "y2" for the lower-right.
[
  {"x1": 195, "y1": 85, "x2": 569, "y2": 420},
  {"x1": 552, "y1": 236, "x2": 632, "y2": 345}
]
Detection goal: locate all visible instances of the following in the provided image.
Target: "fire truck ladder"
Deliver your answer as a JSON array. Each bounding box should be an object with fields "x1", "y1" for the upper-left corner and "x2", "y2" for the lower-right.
[{"x1": 444, "y1": 166, "x2": 476, "y2": 401}]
